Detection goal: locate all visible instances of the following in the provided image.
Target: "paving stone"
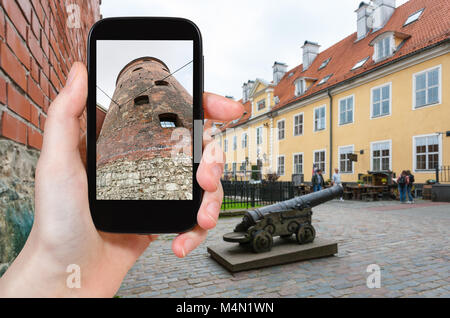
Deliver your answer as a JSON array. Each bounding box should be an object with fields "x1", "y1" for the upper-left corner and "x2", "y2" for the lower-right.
[{"x1": 116, "y1": 200, "x2": 450, "y2": 298}]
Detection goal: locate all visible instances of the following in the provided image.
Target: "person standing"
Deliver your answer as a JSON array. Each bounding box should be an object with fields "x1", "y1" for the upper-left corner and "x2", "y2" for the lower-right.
[
  {"x1": 312, "y1": 169, "x2": 324, "y2": 192},
  {"x1": 396, "y1": 170, "x2": 409, "y2": 203},
  {"x1": 406, "y1": 170, "x2": 415, "y2": 204},
  {"x1": 332, "y1": 168, "x2": 344, "y2": 201}
]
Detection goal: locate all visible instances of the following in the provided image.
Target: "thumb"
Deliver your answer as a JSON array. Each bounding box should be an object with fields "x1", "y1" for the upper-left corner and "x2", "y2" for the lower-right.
[{"x1": 39, "y1": 62, "x2": 87, "y2": 164}]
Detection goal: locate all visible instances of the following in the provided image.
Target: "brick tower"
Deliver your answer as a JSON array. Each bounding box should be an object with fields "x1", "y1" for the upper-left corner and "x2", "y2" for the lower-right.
[{"x1": 96, "y1": 57, "x2": 193, "y2": 200}]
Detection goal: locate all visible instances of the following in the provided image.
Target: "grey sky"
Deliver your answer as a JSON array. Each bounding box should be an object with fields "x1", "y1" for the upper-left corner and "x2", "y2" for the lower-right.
[
  {"x1": 96, "y1": 40, "x2": 193, "y2": 109},
  {"x1": 100, "y1": 0, "x2": 409, "y2": 101}
]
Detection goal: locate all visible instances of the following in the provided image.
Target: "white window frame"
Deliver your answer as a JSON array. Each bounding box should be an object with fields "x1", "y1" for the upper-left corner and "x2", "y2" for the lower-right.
[
  {"x1": 404, "y1": 8, "x2": 424, "y2": 26},
  {"x1": 318, "y1": 74, "x2": 332, "y2": 85},
  {"x1": 370, "y1": 82, "x2": 392, "y2": 119},
  {"x1": 338, "y1": 145, "x2": 354, "y2": 174},
  {"x1": 256, "y1": 126, "x2": 263, "y2": 145},
  {"x1": 313, "y1": 105, "x2": 326, "y2": 132},
  {"x1": 293, "y1": 152, "x2": 304, "y2": 175},
  {"x1": 241, "y1": 133, "x2": 247, "y2": 148},
  {"x1": 351, "y1": 56, "x2": 370, "y2": 70},
  {"x1": 313, "y1": 149, "x2": 327, "y2": 175},
  {"x1": 277, "y1": 119, "x2": 285, "y2": 140},
  {"x1": 294, "y1": 78, "x2": 306, "y2": 96},
  {"x1": 257, "y1": 99, "x2": 266, "y2": 111},
  {"x1": 374, "y1": 34, "x2": 394, "y2": 62},
  {"x1": 370, "y1": 140, "x2": 392, "y2": 172},
  {"x1": 412, "y1": 133, "x2": 442, "y2": 173},
  {"x1": 277, "y1": 155, "x2": 285, "y2": 176},
  {"x1": 319, "y1": 57, "x2": 331, "y2": 70},
  {"x1": 338, "y1": 95, "x2": 355, "y2": 126},
  {"x1": 412, "y1": 65, "x2": 442, "y2": 110},
  {"x1": 293, "y1": 112, "x2": 304, "y2": 136}
]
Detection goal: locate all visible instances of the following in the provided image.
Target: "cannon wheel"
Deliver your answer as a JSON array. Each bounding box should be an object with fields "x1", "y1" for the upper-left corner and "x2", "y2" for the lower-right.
[
  {"x1": 296, "y1": 224, "x2": 316, "y2": 244},
  {"x1": 251, "y1": 230, "x2": 273, "y2": 253}
]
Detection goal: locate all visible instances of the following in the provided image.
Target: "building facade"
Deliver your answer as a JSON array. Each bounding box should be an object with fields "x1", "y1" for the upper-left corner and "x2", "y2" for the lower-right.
[
  {"x1": 216, "y1": 0, "x2": 450, "y2": 185},
  {"x1": 96, "y1": 57, "x2": 193, "y2": 200}
]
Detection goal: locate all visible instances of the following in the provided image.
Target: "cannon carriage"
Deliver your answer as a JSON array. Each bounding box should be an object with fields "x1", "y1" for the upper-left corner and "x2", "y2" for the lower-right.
[{"x1": 223, "y1": 185, "x2": 343, "y2": 253}]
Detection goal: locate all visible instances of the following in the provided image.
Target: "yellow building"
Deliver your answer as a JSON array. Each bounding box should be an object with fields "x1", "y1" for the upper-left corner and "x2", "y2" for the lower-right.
[{"x1": 217, "y1": 0, "x2": 450, "y2": 185}]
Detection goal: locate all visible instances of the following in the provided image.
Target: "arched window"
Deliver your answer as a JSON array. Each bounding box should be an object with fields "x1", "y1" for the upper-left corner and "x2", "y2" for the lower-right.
[
  {"x1": 159, "y1": 113, "x2": 182, "y2": 128},
  {"x1": 132, "y1": 67, "x2": 143, "y2": 72},
  {"x1": 134, "y1": 95, "x2": 149, "y2": 106},
  {"x1": 155, "y1": 80, "x2": 169, "y2": 86}
]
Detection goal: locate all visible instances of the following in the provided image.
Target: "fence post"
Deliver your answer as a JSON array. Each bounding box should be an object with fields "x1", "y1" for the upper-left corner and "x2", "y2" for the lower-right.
[
  {"x1": 251, "y1": 184, "x2": 255, "y2": 208},
  {"x1": 436, "y1": 166, "x2": 439, "y2": 184}
]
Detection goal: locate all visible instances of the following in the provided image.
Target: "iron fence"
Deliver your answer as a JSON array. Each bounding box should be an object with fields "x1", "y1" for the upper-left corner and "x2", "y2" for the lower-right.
[
  {"x1": 221, "y1": 180, "x2": 297, "y2": 210},
  {"x1": 436, "y1": 166, "x2": 450, "y2": 183}
]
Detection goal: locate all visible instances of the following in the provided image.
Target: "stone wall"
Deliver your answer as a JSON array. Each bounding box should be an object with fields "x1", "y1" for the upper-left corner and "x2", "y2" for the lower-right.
[
  {"x1": 97, "y1": 154, "x2": 192, "y2": 200},
  {"x1": 0, "y1": 139, "x2": 39, "y2": 274}
]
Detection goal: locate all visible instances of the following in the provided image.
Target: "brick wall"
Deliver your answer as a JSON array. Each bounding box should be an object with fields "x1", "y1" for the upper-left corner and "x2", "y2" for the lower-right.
[
  {"x1": 0, "y1": 0, "x2": 100, "y2": 148},
  {"x1": 0, "y1": 0, "x2": 100, "y2": 273}
]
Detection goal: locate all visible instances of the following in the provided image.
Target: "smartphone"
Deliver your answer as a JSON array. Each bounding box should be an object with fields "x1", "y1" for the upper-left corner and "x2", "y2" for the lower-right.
[{"x1": 87, "y1": 17, "x2": 203, "y2": 233}]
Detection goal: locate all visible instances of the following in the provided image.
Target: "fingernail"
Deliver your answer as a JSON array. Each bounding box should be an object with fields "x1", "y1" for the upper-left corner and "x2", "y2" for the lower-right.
[
  {"x1": 212, "y1": 165, "x2": 222, "y2": 179},
  {"x1": 183, "y1": 238, "x2": 195, "y2": 256},
  {"x1": 65, "y1": 64, "x2": 77, "y2": 87},
  {"x1": 206, "y1": 201, "x2": 219, "y2": 224}
]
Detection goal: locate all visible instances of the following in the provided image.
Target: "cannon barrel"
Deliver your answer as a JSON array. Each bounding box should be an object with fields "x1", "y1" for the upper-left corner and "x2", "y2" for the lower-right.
[{"x1": 236, "y1": 185, "x2": 343, "y2": 231}]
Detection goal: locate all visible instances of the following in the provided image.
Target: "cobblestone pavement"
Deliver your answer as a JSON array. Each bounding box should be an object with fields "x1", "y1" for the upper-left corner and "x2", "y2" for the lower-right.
[{"x1": 117, "y1": 200, "x2": 450, "y2": 298}]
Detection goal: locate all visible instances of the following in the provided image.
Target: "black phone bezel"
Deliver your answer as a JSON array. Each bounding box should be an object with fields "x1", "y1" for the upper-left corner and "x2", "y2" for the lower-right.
[{"x1": 87, "y1": 17, "x2": 203, "y2": 233}]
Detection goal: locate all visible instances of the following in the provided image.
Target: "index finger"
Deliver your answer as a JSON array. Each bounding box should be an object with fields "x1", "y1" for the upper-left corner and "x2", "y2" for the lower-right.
[{"x1": 203, "y1": 92, "x2": 244, "y2": 121}]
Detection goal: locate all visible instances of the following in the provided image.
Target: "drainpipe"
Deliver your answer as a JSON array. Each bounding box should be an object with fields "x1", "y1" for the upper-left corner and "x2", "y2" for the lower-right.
[{"x1": 328, "y1": 90, "x2": 333, "y2": 178}]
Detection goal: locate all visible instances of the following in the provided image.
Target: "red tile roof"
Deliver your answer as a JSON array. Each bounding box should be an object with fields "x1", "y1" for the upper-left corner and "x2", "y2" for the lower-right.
[{"x1": 222, "y1": 0, "x2": 450, "y2": 130}]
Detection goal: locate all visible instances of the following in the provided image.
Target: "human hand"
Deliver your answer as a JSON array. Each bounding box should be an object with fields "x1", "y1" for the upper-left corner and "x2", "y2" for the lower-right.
[{"x1": 0, "y1": 62, "x2": 243, "y2": 297}]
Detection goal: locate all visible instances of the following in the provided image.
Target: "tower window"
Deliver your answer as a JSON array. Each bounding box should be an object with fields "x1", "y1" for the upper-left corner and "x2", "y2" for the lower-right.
[
  {"x1": 132, "y1": 67, "x2": 143, "y2": 72},
  {"x1": 155, "y1": 80, "x2": 169, "y2": 86},
  {"x1": 159, "y1": 113, "x2": 182, "y2": 128},
  {"x1": 134, "y1": 95, "x2": 149, "y2": 106}
]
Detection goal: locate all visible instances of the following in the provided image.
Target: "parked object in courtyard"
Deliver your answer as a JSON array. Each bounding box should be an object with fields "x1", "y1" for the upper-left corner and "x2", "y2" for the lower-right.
[
  {"x1": 223, "y1": 185, "x2": 343, "y2": 253},
  {"x1": 344, "y1": 171, "x2": 397, "y2": 201}
]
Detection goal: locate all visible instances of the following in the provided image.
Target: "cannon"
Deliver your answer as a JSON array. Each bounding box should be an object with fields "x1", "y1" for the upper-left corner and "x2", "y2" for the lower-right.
[{"x1": 223, "y1": 185, "x2": 343, "y2": 253}]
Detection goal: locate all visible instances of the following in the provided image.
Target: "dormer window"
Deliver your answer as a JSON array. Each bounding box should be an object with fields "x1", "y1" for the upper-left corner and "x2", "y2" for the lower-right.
[
  {"x1": 294, "y1": 78, "x2": 306, "y2": 96},
  {"x1": 352, "y1": 56, "x2": 370, "y2": 70},
  {"x1": 370, "y1": 31, "x2": 410, "y2": 63},
  {"x1": 257, "y1": 100, "x2": 266, "y2": 111},
  {"x1": 404, "y1": 8, "x2": 424, "y2": 27},
  {"x1": 374, "y1": 35, "x2": 394, "y2": 62},
  {"x1": 274, "y1": 96, "x2": 280, "y2": 104},
  {"x1": 318, "y1": 57, "x2": 331, "y2": 70},
  {"x1": 318, "y1": 74, "x2": 332, "y2": 85}
]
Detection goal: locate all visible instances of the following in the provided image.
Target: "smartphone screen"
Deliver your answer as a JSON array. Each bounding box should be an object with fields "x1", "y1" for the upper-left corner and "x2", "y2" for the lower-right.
[
  {"x1": 95, "y1": 40, "x2": 193, "y2": 201},
  {"x1": 87, "y1": 18, "x2": 202, "y2": 233}
]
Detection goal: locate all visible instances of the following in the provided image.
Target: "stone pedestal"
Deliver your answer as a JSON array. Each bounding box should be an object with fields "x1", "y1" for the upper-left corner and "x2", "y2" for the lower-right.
[{"x1": 207, "y1": 237, "x2": 338, "y2": 272}]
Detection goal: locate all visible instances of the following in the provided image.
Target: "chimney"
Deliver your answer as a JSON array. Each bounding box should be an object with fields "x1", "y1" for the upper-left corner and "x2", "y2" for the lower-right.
[
  {"x1": 372, "y1": 0, "x2": 396, "y2": 30},
  {"x1": 272, "y1": 61, "x2": 287, "y2": 85},
  {"x1": 355, "y1": 2, "x2": 373, "y2": 40},
  {"x1": 302, "y1": 41, "x2": 320, "y2": 71},
  {"x1": 242, "y1": 80, "x2": 254, "y2": 103}
]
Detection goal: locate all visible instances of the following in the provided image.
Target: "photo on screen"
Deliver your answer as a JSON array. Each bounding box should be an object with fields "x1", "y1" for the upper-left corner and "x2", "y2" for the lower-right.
[{"x1": 96, "y1": 40, "x2": 193, "y2": 200}]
